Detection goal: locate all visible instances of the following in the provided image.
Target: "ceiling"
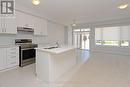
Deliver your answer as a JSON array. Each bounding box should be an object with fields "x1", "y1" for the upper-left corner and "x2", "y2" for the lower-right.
[{"x1": 16, "y1": 0, "x2": 130, "y2": 25}]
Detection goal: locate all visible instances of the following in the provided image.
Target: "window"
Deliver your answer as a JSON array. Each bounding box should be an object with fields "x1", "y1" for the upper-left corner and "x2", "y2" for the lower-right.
[
  {"x1": 81, "y1": 29, "x2": 90, "y2": 32},
  {"x1": 121, "y1": 40, "x2": 129, "y2": 47},
  {"x1": 95, "y1": 26, "x2": 130, "y2": 47},
  {"x1": 96, "y1": 40, "x2": 102, "y2": 45},
  {"x1": 95, "y1": 28, "x2": 102, "y2": 45},
  {"x1": 103, "y1": 41, "x2": 119, "y2": 46},
  {"x1": 73, "y1": 29, "x2": 80, "y2": 32}
]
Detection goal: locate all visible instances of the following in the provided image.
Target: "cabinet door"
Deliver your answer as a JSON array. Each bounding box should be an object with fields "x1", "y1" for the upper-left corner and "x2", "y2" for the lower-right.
[
  {"x1": 0, "y1": 17, "x2": 5, "y2": 33},
  {"x1": 34, "y1": 18, "x2": 48, "y2": 36},
  {"x1": 38, "y1": 18, "x2": 43, "y2": 35},
  {"x1": 26, "y1": 14, "x2": 35, "y2": 28},
  {"x1": 41, "y1": 19, "x2": 47, "y2": 36},
  {"x1": 34, "y1": 17, "x2": 42, "y2": 35},
  {"x1": 16, "y1": 11, "x2": 28, "y2": 27},
  {"x1": 5, "y1": 17, "x2": 17, "y2": 34},
  {"x1": 0, "y1": 48, "x2": 6, "y2": 70},
  {"x1": 0, "y1": 14, "x2": 3, "y2": 33},
  {"x1": 16, "y1": 11, "x2": 34, "y2": 28},
  {"x1": 6, "y1": 47, "x2": 19, "y2": 68},
  {"x1": 0, "y1": 17, "x2": 2, "y2": 33}
]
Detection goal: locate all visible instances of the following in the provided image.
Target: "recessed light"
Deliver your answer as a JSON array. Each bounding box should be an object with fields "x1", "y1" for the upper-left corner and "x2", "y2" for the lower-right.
[
  {"x1": 72, "y1": 23, "x2": 76, "y2": 27},
  {"x1": 72, "y1": 20, "x2": 77, "y2": 27},
  {"x1": 32, "y1": 0, "x2": 40, "y2": 6},
  {"x1": 118, "y1": 4, "x2": 129, "y2": 10}
]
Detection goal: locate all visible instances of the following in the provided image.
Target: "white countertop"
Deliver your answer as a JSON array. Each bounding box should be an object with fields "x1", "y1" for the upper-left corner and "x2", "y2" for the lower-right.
[
  {"x1": 0, "y1": 44, "x2": 18, "y2": 48},
  {"x1": 36, "y1": 46, "x2": 76, "y2": 54}
]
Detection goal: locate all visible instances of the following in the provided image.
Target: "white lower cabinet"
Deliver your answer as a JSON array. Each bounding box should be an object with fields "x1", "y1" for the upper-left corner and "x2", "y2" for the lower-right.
[
  {"x1": 6, "y1": 47, "x2": 19, "y2": 68},
  {"x1": 0, "y1": 48, "x2": 6, "y2": 70},
  {"x1": 0, "y1": 46, "x2": 19, "y2": 71}
]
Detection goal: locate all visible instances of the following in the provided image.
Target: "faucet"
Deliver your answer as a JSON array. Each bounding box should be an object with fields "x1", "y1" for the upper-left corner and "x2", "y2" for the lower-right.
[{"x1": 56, "y1": 41, "x2": 60, "y2": 48}]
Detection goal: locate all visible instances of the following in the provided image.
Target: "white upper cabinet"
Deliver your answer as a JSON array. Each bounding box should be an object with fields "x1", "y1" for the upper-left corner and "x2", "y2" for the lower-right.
[
  {"x1": 16, "y1": 11, "x2": 47, "y2": 36},
  {"x1": 41, "y1": 19, "x2": 47, "y2": 36},
  {"x1": 16, "y1": 11, "x2": 30, "y2": 28},
  {"x1": 0, "y1": 17, "x2": 4, "y2": 33},
  {"x1": 4, "y1": 18, "x2": 17, "y2": 34},
  {"x1": 33, "y1": 16, "x2": 41, "y2": 35},
  {"x1": 34, "y1": 17, "x2": 47, "y2": 36},
  {"x1": 0, "y1": 16, "x2": 17, "y2": 34}
]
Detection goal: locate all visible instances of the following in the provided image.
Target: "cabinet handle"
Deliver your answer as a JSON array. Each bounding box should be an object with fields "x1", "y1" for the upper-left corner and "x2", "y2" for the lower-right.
[
  {"x1": 2, "y1": 28, "x2": 4, "y2": 32},
  {"x1": 2, "y1": 28, "x2": 3, "y2": 32},
  {"x1": 2, "y1": 28, "x2": 6, "y2": 32}
]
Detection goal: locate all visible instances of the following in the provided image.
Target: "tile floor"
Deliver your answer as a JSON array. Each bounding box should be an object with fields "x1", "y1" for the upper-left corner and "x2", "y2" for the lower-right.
[{"x1": 0, "y1": 50, "x2": 130, "y2": 87}]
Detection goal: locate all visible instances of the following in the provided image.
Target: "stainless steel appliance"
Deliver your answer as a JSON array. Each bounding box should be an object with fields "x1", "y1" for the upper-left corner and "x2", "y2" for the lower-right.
[
  {"x1": 15, "y1": 39, "x2": 38, "y2": 67},
  {"x1": 17, "y1": 27, "x2": 34, "y2": 32}
]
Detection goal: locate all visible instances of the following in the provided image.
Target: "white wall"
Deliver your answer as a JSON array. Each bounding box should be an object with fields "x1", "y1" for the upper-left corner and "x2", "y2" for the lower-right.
[
  {"x1": 0, "y1": 3, "x2": 66, "y2": 45},
  {"x1": 67, "y1": 26, "x2": 73, "y2": 46}
]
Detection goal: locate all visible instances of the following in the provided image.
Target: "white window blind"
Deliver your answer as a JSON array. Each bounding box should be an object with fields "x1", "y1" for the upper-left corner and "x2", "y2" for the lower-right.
[
  {"x1": 102, "y1": 27, "x2": 120, "y2": 40},
  {"x1": 95, "y1": 28, "x2": 102, "y2": 40},
  {"x1": 120, "y1": 26, "x2": 130, "y2": 40}
]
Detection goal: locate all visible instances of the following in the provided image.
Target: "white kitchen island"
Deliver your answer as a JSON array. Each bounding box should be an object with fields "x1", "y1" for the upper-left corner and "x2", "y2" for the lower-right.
[{"x1": 36, "y1": 46, "x2": 77, "y2": 86}]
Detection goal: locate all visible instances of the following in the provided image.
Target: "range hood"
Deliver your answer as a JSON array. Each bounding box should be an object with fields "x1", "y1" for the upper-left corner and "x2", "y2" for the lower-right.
[{"x1": 17, "y1": 27, "x2": 34, "y2": 32}]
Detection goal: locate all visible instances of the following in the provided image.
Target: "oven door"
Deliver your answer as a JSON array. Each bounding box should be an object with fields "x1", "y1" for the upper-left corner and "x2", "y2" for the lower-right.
[{"x1": 20, "y1": 48, "x2": 36, "y2": 66}]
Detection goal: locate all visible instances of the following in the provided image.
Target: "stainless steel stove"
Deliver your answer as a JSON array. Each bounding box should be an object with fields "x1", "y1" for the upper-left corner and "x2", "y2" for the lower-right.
[{"x1": 15, "y1": 39, "x2": 38, "y2": 67}]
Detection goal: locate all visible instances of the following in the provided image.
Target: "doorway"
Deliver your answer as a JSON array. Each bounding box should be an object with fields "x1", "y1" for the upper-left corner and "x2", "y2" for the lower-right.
[
  {"x1": 73, "y1": 28, "x2": 90, "y2": 50},
  {"x1": 73, "y1": 28, "x2": 90, "y2": 63}
]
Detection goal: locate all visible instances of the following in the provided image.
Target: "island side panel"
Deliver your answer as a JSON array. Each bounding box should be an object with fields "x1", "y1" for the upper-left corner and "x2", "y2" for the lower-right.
[
  {"x1": 50, "y1": 49, "x2": 77, "y2": 81},
  {"x1": 36, "y1": 50, "x2": 50, "y2": 82}
]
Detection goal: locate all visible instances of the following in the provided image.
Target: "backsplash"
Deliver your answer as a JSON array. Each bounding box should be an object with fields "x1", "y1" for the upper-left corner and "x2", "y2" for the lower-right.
[
  {"x1": 0, "y1": 35, "x2": 16, "y2": 45},
  {"x1": 0, "y1": 33, "x2": 45, "y2": 45}
]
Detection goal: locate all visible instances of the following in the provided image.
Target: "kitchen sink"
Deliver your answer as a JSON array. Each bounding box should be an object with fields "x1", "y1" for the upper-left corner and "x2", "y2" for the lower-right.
[{"x1": 44, "y1": 46, "x2": 58, "y2": 49}]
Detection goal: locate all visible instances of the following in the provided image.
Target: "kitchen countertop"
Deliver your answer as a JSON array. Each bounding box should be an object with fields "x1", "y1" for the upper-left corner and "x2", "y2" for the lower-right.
[
  {"x1": 36, "y1": 46, "x2": 76, "y2": 54},
  {"x1": 0, "y1": 44, "x2": 19, "y2": 48}
]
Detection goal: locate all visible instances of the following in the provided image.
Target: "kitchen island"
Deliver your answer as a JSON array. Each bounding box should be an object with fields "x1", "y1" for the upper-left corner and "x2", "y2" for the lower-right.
[{"x1": 36, "y1": 46, "x2": 76, "y2": 86}]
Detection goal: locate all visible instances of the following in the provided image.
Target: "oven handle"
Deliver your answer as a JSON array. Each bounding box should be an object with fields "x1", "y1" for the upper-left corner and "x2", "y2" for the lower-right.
[{"x1": 21, "y1": 48, "x2": 34, "y2": 51}]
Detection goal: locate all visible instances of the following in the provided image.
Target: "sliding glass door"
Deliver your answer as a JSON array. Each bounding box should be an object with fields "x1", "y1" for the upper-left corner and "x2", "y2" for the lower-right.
[{"x1": 73, "y1": 29, "x2": 90, "y2": 50}]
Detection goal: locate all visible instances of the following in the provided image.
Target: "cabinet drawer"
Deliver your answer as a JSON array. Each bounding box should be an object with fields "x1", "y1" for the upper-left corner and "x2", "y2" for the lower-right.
[
  {"x1": 7, "y1": 47, "x2": 19, "y2": 56},
  {"x1": 7, "y1": 55, "x2": 17, "y2": 59},
  {"x1": 7, "y1": 52, "x2": 18, "y2": 56},
  {"x1": 7, "y1": 47, "x2": 17, "y2": 51},
  {"x1": 7, "y1": 54, "x2": 18, "y2": 61},
  {"x1": 6, "y1": 61, "x2": 18, "y2": 68},
  {"x1": 6, "y1": 58, "x2": 19, "y2": 68}
]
